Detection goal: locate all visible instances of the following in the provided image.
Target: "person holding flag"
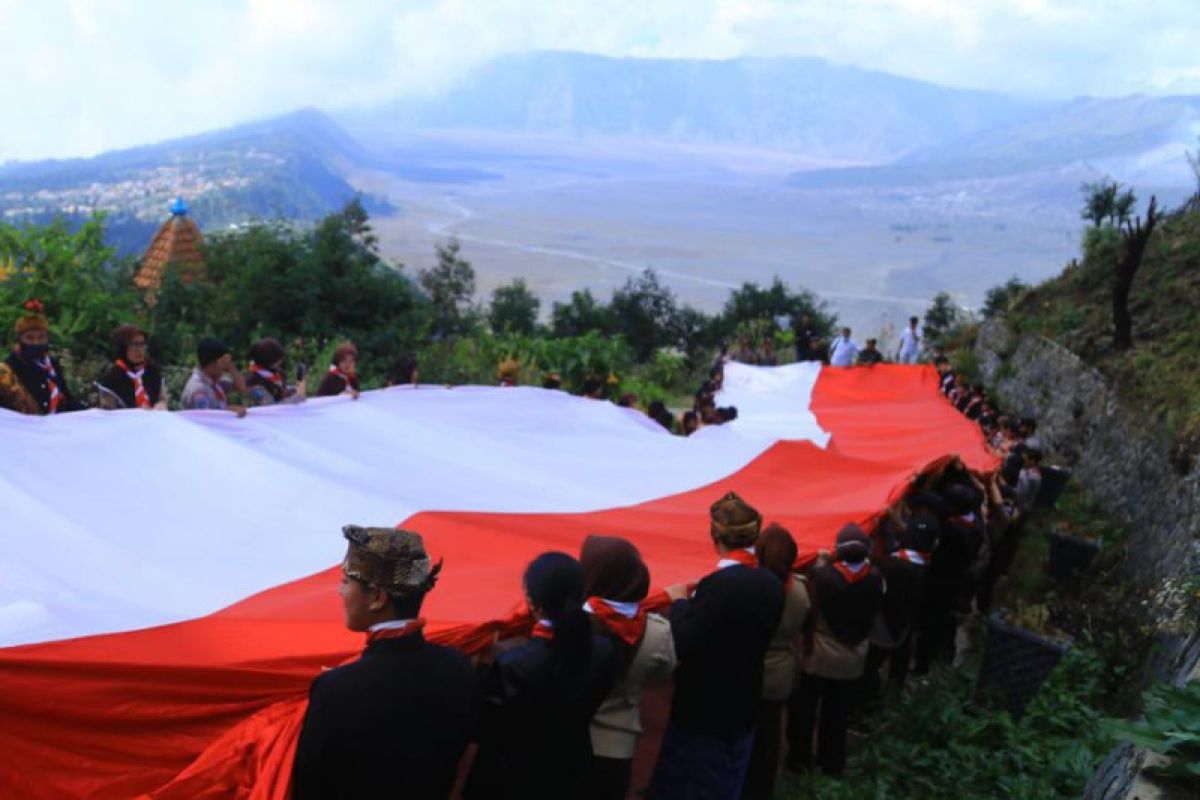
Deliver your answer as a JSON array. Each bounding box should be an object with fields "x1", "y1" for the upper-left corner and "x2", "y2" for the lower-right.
[
  {"x1": 97, "y1": 324, "x2": 168, "y2": 410},
  {"x1": 316, "y1": 341, "x2": 361, "y2": 398}
]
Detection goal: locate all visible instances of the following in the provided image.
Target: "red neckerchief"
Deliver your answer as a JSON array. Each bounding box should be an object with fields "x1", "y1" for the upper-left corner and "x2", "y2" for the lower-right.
[
  {"x1": 894, "y1": 549, "x2": 929, "y2": 565},
  {"x1": 116, "y1": 358, "x2": 151, "y2": 408},
  {"x1": 719, "y1": 548, "x2": 758, "y2": 569},
  {"x1": 365, "y1": 618, "x2": 426, "y2": 644},
  {"x1": 249, "y1": 362, "x2": 284, "y2": 391},
  {"x1": 832, "y1": 559, "x2": 871, "y2": 584},
  {"x1": 327, "y1": 365, "x2": 358, "y2": 391},
  {"x1": 204, "y1": 371, "x2": 225, "y2": 402},
  {"x1": 35, "y1": 357, "x2": 61, "y2": 413},
  {"x1": 531, "y1": 619, "x2": 554, "y2": 640},
  {"x1": 585, "y1": 597, "x2": 648, "y2": 646}
]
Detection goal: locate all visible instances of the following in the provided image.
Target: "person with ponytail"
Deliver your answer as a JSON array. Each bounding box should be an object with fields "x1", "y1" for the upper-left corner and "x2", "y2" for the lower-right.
[
  {"x1": 742, "y1": 523, "x2": 810, "y2": 800},
  {"x1": 465, "y1": 551, "x2": 617, "y2": 799},
  {"x1": 786, "y1": 523, "x2": 884, "y2": 776},
  {"x1": 98, "y1": 325, "x2": 168, "y2": 410},
  {"x1": 292, "y1": 526, "x2": 478, "y2": 799},
  {"x1": 648, "y1": 492, "x2": 784, "y2": 800},
  {"x1": 579, "y1": 535, "x2": 677, "y2": 800}
]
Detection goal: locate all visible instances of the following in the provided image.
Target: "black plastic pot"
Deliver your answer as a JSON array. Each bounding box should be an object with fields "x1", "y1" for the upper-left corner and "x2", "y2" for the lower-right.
[
  {"x1": 1035, "y1": 465, "x2": 1071, "y2": 509},
  {"x1": 977, "y1": 613, "x2": 1071, "y2": 718},
  {"x1": 1047, "y1": 531, "x2": 1101, "y2": 580}
]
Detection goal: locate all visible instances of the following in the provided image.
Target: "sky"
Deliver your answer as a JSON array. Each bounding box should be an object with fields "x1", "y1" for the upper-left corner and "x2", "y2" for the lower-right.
[{"x1": 2, "y1": 0, "x2": 1199, "y2": 161}]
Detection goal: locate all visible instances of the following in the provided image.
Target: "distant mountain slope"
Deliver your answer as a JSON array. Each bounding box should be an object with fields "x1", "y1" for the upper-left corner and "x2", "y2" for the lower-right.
[
  {"x1": 353, "y1": 51, "x2": 1042, "y2": 162},
  {"x1": 0, "y1": 109, "x2": 384, "y2": 253},
  {"x1": 790, "y1": 94, "x2": 1200, "y2": 190}
]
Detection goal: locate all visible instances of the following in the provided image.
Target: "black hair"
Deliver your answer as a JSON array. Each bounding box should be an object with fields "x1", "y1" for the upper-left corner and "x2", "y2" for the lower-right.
[
  {"x1": 717, "y1": 406, "x2": 738, "y2": 422},
  {"x1": 581, "y1": 376, "x2": 604, "y2": 397},
  {"x1": 524, "y1": 552, "x2": 591, "y2": 675},
  {"x1": 389, "y1": 353, "x2": 419, "y2": 385},
  {"x1": 387, "y1": 590, "x2": 427, "y2": 620}
]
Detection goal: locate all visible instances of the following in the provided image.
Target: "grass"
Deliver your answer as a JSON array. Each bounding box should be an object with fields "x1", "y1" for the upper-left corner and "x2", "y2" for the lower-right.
[
  {"x1": 1007, "y1": 204, "x2": 1200, "y2": 473},
  {"x1": 771, "y1": 485, "x2": 1147, "y2": 799}
]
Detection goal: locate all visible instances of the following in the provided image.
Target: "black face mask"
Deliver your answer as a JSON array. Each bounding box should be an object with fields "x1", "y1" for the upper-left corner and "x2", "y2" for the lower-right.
[{"x1": 19, "y1": 343, "x2": 49, "y2": 361}]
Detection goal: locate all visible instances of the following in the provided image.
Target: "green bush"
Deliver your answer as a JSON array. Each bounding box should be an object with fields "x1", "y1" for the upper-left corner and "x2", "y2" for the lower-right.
[
  {"x1": 779, "y1": 647, "x2": 1113, "y2": 800},
  {"x1": 1106, "y1": 681, "x2": 1200, "y2": 786}
]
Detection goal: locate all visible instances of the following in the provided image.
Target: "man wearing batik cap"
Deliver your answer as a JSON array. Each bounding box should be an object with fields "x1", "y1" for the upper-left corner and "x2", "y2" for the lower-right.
[
  {"x1": 648, "y1": 492, "x2": 784, "y2": 800},
  {"x1": 787, "y1": 523, "x2": 884, "y2": 776},
  {"x1": 0, "y1": 299, "x2": 84, "y2": 415},
  {"x1": 292, "y1": 525, "x2": 479, "y2": 800}
]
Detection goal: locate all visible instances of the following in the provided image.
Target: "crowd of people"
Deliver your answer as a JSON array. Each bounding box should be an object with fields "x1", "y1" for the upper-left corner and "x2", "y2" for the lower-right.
[
  {"x1": 293, "y1": 425, "x2": 1049, "y2": 800},
  {"x1": 5, "y1": 296, "x2": 1056, "y2": 797},
  {"x1": 0, "y1": 300, "x2": 400, "y2": 416}
]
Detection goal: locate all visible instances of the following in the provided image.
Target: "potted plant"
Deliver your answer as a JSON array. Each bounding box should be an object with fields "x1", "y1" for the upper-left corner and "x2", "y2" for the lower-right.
[
  {"x1": 977, "y1": 603, "x2": 1072, "y2": 718},
  {"x1": 1046, "y1": 520, "x2": 1101, "y2": 580}
]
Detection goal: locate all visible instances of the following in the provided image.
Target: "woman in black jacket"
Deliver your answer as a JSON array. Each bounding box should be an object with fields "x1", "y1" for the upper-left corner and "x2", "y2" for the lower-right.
[{"x1": 465, "y1": 552, "x2": 617, "y2": 800}]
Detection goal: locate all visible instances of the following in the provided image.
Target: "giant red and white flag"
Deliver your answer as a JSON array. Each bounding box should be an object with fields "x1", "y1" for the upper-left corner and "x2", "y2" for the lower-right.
[{"x1": 0, "y1": 363, "x2": 992, "y2": 799}]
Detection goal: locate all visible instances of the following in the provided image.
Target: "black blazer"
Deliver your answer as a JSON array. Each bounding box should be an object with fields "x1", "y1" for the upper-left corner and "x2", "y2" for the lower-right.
[
  {"x1": 291, "y1": 633, "x2": 480, "y2": 800},
  {"x1": 4, "y1": 353, "x2": 83, "y2": 414},
  {"x1": 464, "y1": 634, "x2": 616, "y2": 800},
  {"x1": 668, "y1": 564, "x2": 784, "y2": 738},
  {"x1": 876, "y1": 554, "x2": 928, "y2": 642}
]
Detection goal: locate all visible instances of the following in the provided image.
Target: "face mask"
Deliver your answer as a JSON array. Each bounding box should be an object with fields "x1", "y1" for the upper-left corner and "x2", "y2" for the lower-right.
[{"x1": 20, "y1": 343, "x2": 49, "y2": 360}]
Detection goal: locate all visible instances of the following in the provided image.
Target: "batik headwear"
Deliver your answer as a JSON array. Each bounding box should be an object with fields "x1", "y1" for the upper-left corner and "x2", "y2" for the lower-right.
[
  {"x1": 580, "y1": 535, "x2": 650, "y2": 602},
  {"x1": 497, "y1": 357, "x2": 520, "y2": 381},
  {"x1": 342, "y1": 525, "x2": 442, "y2": 596},
  {"x1": 709, "y1": 491, "x2": 762, "y2": 548},
  {"x1": 834, "y1": 523, "x2": 870, "y2": 564},
  {"x1": 15, "y1": 299, "x2": 48, "y2": 335}
]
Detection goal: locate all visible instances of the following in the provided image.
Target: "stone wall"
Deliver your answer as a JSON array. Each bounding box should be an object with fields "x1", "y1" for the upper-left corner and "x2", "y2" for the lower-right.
[{"x1": 972, "y1": 318, "x2": 1199, "y2": 799}]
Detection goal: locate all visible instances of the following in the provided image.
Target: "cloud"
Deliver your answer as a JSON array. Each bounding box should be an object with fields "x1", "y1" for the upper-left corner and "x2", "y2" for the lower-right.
[{"x1": 0, "y1": 0, "x2": 1198, "y2": 160}]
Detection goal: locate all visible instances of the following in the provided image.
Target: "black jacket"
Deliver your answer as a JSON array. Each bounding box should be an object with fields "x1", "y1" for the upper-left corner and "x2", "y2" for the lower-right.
[
  {"x1": 3, "y1": 352, "x2": 83, "y2": 414},
  {"x1": 808, "y1": 562, "x2": 885, "y2": 646},
  {"x1": 291, "y1": 633, "x2": 479, "y2": 800},
  {"x1": 876, "y1": 554, "x2": 928, "y2": 643},
  {"x1": 465, "y1": 633, "x2": 616, "y2": 799},
  {"x1": 668, "y1": 564, "x2": 784, "y2": 738},
  {"x1": 98, "y1": 361, "x2": 164, "y2": 409}
]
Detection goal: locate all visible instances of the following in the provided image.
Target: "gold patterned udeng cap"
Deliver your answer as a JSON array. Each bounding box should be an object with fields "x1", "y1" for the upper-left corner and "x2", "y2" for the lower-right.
[
  {"x1": 709, "y1": 491, "x2": 762, "y2": 547},
  {"x1": 342, "y1": 525, "x2": 441, "y2": 595}
]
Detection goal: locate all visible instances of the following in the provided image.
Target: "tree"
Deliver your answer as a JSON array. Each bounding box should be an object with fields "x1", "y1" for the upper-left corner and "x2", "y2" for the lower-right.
[
  {"x1": 419, "y1": 238, "x2": 476, "y2": 338},
  {"x1": 1113, "y1": 195, "x2": 1160, "y2": 350},
  {"x1": 0, "y1": 214, "x2": 138, "y2": 361},
  {"x1": 982, "y1": 277, "x2": 1029, "y2": 319},
  {"x1": 1081, "y1": 179, "x2": 1136, "y2": 228},
  {"x1": 488, "y1": 278, "x2": 540, "y2": 335},
  {"x1": 609, "y1": 268, "x2": 679, "y2": 361},
  {"x1": 720, "y1": 277, "x2": 835, "y2": 340},
  {"x1": 550, "y1": 289, "x2": 614, "y2": 338},
  {"x1": 922, "y1": 291, "x2": 963, "y2": 346}
]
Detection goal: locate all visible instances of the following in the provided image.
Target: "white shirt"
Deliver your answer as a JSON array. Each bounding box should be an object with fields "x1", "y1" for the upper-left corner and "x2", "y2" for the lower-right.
[
  {"x1": 367, "y1": 618, "x2": 418, "y2": 633},
  {"x1": 899, "y1": 326, "x2": 921, "y2": 355},
  {"x1": 829, "y1": 336, "x2": 860, "y2": 367}
]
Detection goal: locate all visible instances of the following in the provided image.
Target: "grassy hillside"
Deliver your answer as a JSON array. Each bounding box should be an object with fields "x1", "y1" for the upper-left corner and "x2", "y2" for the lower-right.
[{"x1": 1005, "y1": 197, "x2": 1200, "y2": 469}]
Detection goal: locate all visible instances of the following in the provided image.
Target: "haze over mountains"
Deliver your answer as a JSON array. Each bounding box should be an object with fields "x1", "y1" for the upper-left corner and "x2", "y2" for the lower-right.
[{"x1": 3, "y1": 50, "x2": 1198, "y2": 332}]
